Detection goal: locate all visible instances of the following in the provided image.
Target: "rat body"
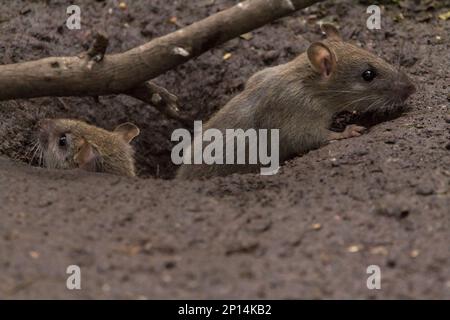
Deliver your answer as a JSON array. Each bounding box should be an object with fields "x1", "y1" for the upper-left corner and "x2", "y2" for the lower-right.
[
  {"x1": 36, "y1": 118, "x2": 140, "y2": 177},
  {"x1": 177, "y1": 24, "x2": 415, "y2": 179}
]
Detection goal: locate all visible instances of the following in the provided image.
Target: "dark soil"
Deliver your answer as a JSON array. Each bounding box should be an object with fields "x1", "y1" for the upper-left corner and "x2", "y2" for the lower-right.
[{"x1": 0, "y1": 0, "x2": 449, "y2": 299}]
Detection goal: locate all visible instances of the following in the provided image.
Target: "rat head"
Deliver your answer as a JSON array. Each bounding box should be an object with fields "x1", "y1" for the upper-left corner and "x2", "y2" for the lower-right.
[
  {"x1": 36, "y1": 118, "x2": 140, "y2": 177},
  {"x1": 306, "y1": 23, "x2": 415, "y2": 114}
]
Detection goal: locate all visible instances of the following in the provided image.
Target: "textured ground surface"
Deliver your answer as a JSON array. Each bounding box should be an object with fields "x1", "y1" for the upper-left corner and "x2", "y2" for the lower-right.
[{"x1": 0, "y1": 0, "x2": 449, "y2": 299}]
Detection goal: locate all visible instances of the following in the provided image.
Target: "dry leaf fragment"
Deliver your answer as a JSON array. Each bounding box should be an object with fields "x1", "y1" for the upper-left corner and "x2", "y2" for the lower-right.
[
  {"x1": 438, "y1": 11, "x2": 450, "y2": 21},
  {"x1": 223, "y1": 52, "x2": 232, "y2": 60}
]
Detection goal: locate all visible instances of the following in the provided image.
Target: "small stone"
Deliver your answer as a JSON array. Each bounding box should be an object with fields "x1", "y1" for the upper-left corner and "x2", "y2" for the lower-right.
[
  {"x1": 151, "y1": 93, "x2": 162, "y2": 104},
  {"x1": 347, "y1": 245, "x2": 362, "y2": 253},
  {"x1": 445, "y1": 114, "x2": 450, "y2": 123},
  {"x1": 410, "y1": 249, "x2": 420, "y2": 258},
  {"x1": 370, "y1": 246, "x2": 388, "y2": 256},
  {"x1": 311, "y1": 223, "x2": 322, "y2": 230},
  {"x1": 29, "y1": 251, "x2": 40, "y2": 259},
  {"x1": 173, "y1": 47, "x2": 189, "y2": 57},
  {"x1": 169, "y1": 16, "x2": 178, "y2": 24},
  {"x1": 118, "y1": 2, "x2": 127, "y2": 10},
  {"x1": 240, "y1": 32, "x2": 253, "y2": 41}
]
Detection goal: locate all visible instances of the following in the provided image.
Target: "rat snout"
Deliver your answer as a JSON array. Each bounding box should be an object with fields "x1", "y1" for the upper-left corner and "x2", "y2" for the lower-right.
[{"x1": 396, "y1": 72, "x2": 416, "y2": 102}]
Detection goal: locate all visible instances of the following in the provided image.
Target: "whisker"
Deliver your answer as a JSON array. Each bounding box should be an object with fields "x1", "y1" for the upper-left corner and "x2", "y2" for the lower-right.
[
  {"x1": 30, "y1": 143, "x2": 40, "y2": 165},
  {"x1": 25, "y1": 141, "x2": 38, "y2": 161}
]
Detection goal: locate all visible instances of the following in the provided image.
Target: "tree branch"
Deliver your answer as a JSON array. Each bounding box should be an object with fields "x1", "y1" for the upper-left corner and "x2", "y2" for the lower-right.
[
  {"x1": 0, "y1": 0, "x2": 323, "y2": 121},
  {"x1": 128, "y1": 81, "x2": 190, "y2": 125}
]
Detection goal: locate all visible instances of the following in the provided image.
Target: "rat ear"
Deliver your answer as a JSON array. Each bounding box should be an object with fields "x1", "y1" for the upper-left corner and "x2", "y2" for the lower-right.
[
  {"x1": 74, "y1": 138, "x2": 99, "y2": 172},
  {"x1": 307, "y1": 42, "x2": 336, "y2": 78},
  {"x1": 320, "y1": 23, "x2": 342, "y2": 41},
  {"x1": 114, "y1": 122, "x2": 140, "y2": 143}
]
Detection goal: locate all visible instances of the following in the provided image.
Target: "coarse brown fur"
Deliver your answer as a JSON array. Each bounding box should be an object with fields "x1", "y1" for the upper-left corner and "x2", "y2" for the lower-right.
[
  {"x1": 177, "y1": 24, "x2": 415, "y2": 179},
  {"x1": 35, "y1": 119, "x2": 139, "y2": 177}
]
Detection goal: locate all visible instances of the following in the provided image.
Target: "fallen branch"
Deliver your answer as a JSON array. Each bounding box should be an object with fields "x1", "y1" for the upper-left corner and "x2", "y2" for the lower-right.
[{"x1": 0, "y1": 0, "x2": 323, "y2": 121}]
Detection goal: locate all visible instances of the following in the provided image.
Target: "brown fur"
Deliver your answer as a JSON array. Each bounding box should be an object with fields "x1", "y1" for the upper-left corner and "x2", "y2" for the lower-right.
[
  {"x1": 37, "y1": 119, "x2": 139, "y2": 177},
  {"x1": 177, "y1": 24, "x2": 415, "y2": 179}
]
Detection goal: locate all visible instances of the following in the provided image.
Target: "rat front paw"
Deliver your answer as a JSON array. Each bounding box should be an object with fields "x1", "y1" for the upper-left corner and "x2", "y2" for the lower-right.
[{"x1": 342, "y1": 124, "x2": 366, "y2": 138}]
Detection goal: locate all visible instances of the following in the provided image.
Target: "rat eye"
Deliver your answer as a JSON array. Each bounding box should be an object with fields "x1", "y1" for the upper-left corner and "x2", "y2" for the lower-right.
[
  {"x1": 58, "y1": 134, "x2": 67, "y2": 147},
  {"x1": 362, "y1": 69, "x2": 376, "y2": 82}
]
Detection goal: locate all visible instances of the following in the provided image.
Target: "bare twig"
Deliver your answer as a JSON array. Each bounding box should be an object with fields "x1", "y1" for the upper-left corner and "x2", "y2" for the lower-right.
[
  {"x1": 86, "y1": 32, "x2": 109, "y2": 62},
  {"x1": 128, "y1": 81, "x2": 190, "y2": 125}
]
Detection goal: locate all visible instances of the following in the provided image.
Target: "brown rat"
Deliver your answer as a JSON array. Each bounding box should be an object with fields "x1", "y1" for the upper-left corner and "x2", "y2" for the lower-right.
[
  {"x1": 177, "y1": 23, "x2": 416, "y2": 179},
  {"x1": 36, "y1": 118, "x2": 140, "y2": 177}
]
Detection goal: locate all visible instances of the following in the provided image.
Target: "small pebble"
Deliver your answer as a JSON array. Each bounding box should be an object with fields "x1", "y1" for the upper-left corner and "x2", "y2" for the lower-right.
[
  {"x1": 347, "y1": 245, "x2": 362, "y2": 253},
  {"x1": 169, "y1": 16, "x2": 178, "y2": 24},
  {"x1": 370, "y1": 246, "x2": 388, "y2": 256},
  {"x1": 311, "y1": 223, "x2": 322, "y2": 230},
  {"x1": 410, "y1": 249, "x2": 420, "y2": 258},
  {"x1": 29, "y1": 251, "x2": 40, "y2": 259},
  {"x1": 240, "y1": 32, "x2": 253, "y2": 41}
]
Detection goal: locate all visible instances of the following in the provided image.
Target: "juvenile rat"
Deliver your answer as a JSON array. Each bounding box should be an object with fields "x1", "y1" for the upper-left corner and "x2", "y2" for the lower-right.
[
  {"x1": 36, "y1": 118, "x2": 140, "y2": 177},
  {"x1": 177, "y1": 23, "x2": 415, "y2": 179}
]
